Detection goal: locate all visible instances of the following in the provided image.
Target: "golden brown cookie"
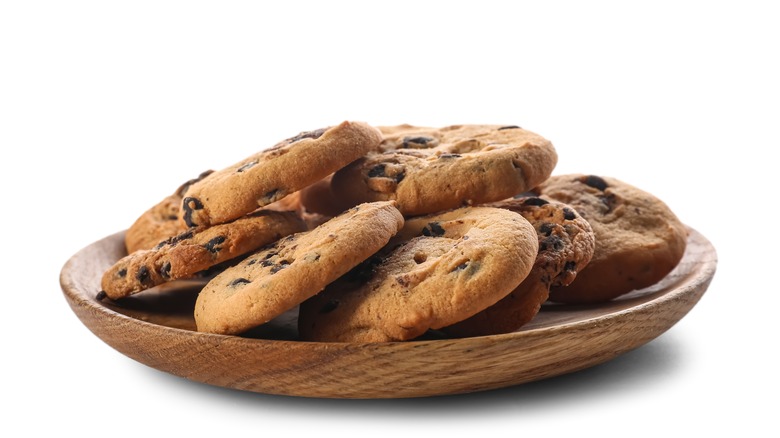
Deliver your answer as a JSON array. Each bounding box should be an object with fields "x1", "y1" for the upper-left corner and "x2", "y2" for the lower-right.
[
  {"x1": 194, "y1": 201, "x2": 404, "y2": 335},
  {"x1": 124, "y1": 170, "x2": 213, "y2": 253},
  {"x1": 330, "y1": 124, "x2": 558, "y2": 216},
  {"x1": 180, "y1": 121, "x2": 383, "y2": 227},
  {"x1": 443, "y1": 196, "x2": 596, "y2": 337},
  {"x1": 298, "y1": 206, "x2": 539, "y2": 343},
  {"x1": 533, "y1": 174, "x2": 688, "y2": 303},
  {"x1": 101, "y1": 209, "x2": 306, "y2": 300}
]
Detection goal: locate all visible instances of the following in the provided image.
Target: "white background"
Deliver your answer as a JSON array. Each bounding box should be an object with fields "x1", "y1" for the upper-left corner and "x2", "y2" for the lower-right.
[{"x1": 2, "y1": 1, "x2": 778, "y2": 436}]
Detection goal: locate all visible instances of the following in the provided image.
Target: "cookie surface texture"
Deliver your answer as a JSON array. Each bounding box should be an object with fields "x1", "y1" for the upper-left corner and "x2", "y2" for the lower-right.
[
  {"x1": 298, "y1": 206, "x2": 539, "y2": 343},
  {"x1": 124, "y1": 170, "x2": 213, "y2": 253},
  {"x1": 102, "y1": 209, "x2": 306, "y2": 300},
  {"x1": 180, "y1": 121, "x2": 383, "y2": 227},
  {"x1": 194, "y1": 201, "x2": 404, "y2": 335},
  {"x1": 330, "y1": 124, "x2": 558, "y2": 216},
  {"x1": 443, "y1": 196, "x2": 595, "y2": 337},
  {"x1": 534, "y1": 174, "x2": 688, "y2": 303}
]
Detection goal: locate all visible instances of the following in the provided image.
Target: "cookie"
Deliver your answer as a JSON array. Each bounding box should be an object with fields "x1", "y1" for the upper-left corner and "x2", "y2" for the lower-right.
[
  {"x1": 442, "y1": 196, "x2": 596, "y2": 337},
  {"x1": 330, "y1": 124, "x2": 558, "y2": 216},
  {"x1": 533, "y1": 174, "x2": 688, "y2": 303},
  {"x1": 124, "y1": 170, "x2": 213, "y2": 253},
  {"x1": 180, "y1": 121, "x2": 383, "y2": 227},
  {"x1": 194, "y1": 201, "x2": 404, "y2": 335},
  {"x1": 101, "y1": 209, "x2": 306, "y2": 300},
  {"x1": 298, "y1": 206, "x2": 539, "y2": 343}
]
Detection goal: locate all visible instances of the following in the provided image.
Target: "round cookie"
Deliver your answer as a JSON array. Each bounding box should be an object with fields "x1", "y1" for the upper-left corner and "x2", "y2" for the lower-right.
[
  {"x1": 330, "y1": 124, "x2": 558, "y2": 216},
  {"x1": 442, "y1": 196, "x2": 596, "y2": 337},
  {"x1": 180, "y1": 121, "x2": 383, "y2": 228},
  {"x1": 533, "y1": 174, "x2": 688, "y2": 303},
  {"x1": 297, "y1": 206, "x2": 539, "y2": 343},
  {"x1": 101, "y1": 209, "x2": 307, "y2": 300},
  {"x1": 125, "y1": 170, "x2": 213, "y2": 253},
  {"x1": 194, "y1": 201, "x2": 404, "y2": 335}
]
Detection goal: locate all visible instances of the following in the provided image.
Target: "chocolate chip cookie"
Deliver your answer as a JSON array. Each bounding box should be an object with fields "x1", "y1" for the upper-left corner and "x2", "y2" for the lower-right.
[
  {"x1": 330, "y1": 124, "x2": 558, "y2": 216},
  {"x1": 443, "y1": 196, "x2": 596, "y2": 336},
  {"x1": 180, "y1": 121, "x2": 383, "y2": 227},
  {"x1": 298, "y1": 206, "x2": 539, "y2": 342},
  {"x1": 102, "y1": 209, "x2": 306, "y2": 300},
  {"x1": 533, "y1": 174, "x2": 688, "y2": 303},
  {"x1": 194, "y1": 201, "x2": 404, "y2": 335}
]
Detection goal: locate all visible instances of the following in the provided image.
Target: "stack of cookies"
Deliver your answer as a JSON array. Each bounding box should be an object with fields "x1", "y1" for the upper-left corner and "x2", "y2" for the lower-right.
[{"x1": 99, "y1": 121, "x2": 688, "y2": 342}]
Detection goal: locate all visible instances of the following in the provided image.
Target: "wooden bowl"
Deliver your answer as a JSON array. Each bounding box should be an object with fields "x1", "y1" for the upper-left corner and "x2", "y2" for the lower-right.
[{"x1": 60, "y1": 227, "x2": 717, "y2": 399}]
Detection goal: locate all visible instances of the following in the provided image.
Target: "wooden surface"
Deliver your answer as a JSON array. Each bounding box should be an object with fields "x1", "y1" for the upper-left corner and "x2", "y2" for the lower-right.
[{"x1": 60, "y1": 227, "x2": 717, "y2": 399}]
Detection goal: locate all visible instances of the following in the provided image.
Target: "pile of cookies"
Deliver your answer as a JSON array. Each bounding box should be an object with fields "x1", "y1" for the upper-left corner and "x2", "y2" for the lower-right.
[{"x1": 99, "y1": 121, "x2": 688, "y2": 342}]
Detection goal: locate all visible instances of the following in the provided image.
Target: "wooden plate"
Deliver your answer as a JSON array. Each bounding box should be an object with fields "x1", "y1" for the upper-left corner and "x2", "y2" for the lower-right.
[{"x1": 60, "y1": 227, "x2": 717, "y2": 399}]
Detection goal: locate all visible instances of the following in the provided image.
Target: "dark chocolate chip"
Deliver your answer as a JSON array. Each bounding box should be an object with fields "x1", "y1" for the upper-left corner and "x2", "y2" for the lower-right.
[
  {"x1": 182, "y1": 197, "x2": 204, "y2": 227},
  {"x1": 402, "y1": 136, "x2": 434, "y2": 148},
  {"x1": 394, "y1": 171, "x2": 405, "y2": 183},
  {"x1": 260, "y1": 259, "x2": 274, "y2": 267},
  {"x1": 319, "y1": 299, "x2": 339, "y2": 314},
  {"x1": 160, "y1": 261, "x2": 171, "y2": 279},
  {"x1": 563, "y1": 261, "x2": 577, "y2": 271},
  {"x1": 540, "y1": 235, "x2": 564, "y2": 252},
  {"x1": 263, "y1": 188, "x2": 281, "y2": 202},
  {"x1": 439, "y1": 153, "x2": 461, "y2": 159},
  {"x1": 203, "y1": 236, "x2": 227, "y2": 253},
  {"x1": 96, "y1": 290, "x2": 107, "y2": 301},
  {"x1": 368, "y1": 164, "x2": 386, "y2": 178},
  {"x1": 136, "y1": 266, "x2": 151, "y2": 284},
  {"x1": 539, "y1": 222, "x2": 554, "y2": 236},
  {"x1": 270, "y1": 260, "x2": 290, "y2": 274},
  {"x1": 229, "y1": 278, "x2": 251, "y2": 287},
  {"x1": 117, "y1": 268, "x2": 127, "y2": 278},
  {"x1": 580, "y1": 175, "x2": 609, "y2": 191},
  {"x1": 247, "y1": 259, "x2": 257, "y2": 266},
  {"x1": 156, "y1": 230, "x2": 195, "y2": 249},
  {"x1": 285, "y1": 127, "x2": 327, "y2": 144},
  {"x1": 451, "y1": 262, "x2": 469, "y2": 272},
  {"x1": 498, "y1": 125, "x2": 521, "y2": 130},
  {"x1": 176, "y1": 170, "x2": 214, "y2": 197},
  {"x1": 166, "y1": 215, "x2": 178, "y2": 221},
  {"x1": 563, "y1": 207, "x2": 576, "y2": 220},
  {"x1": 522, "y1": 197, "x2": 550, "y2": 206},
  {"x1": 236, "y1": 160, "x2": 258, "y2": 173},
  {"x1": 421, "y1": 221, "x2": 445, "y2": 237}
]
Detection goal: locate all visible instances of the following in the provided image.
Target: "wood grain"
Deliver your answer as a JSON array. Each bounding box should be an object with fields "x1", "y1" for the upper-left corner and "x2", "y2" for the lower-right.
[{"x1": 60, "y1": 227, "x2": 717, "y2": 399}]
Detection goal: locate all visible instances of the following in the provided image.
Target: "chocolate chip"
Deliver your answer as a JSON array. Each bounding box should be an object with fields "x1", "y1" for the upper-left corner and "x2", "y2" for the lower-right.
[
  {"x1": 182, "y1": 197, "x2": 204, "y2": 227},
  {"x1": 522, "y1": 197, "x2": 550, "y2": 206},
  {"x1": 285, "y1": 127, "x2": 327, "y2": 144},
  {"x1": 319, "y1": 299, "x2": 339, "y2": 314},
  {"x1": 117, "y1": 268, "x2": 127, "y2": 278},
  {"x1": 402, "y1": 136, "x2": 434, "y2": 148},
  {"x1": 229, "y1": 278, "x2": 251, "y2": 287},
  {"x1": 247, "y1": 259, "x2": 257, "y2": 266},
  {"x1": 580, "y1": 175, "x2": 609, "y2": 191},
  {"x1": 563, "y1": 261, "x2": 577, "y2": 271},
  {"x1": 204, "y1": 236, "x2": 226, "y2": 253},
  {"x1": 540, "y1": 235, "x2": 564, "y2": 252},
  {"x1": 166, "y1": 215, "x2": 178, "y2": 221},
  {"x1": 368, "y1": 164, "x2": 387, "y2": 177},
  {"x1": 136, "y1": 266, "x2": 151, "y2": 284},
  {"x1": 263, "y1": 188, "x2": 281, "y2": 202},
  {"x1": 451, "y1": 261, "x2": 469, "y2": 272},
  {"x1": 439, "y1": 153, "x2": 461, "y2": 159},
  {"x1": 160, "y1": 261, "x2": 171, "y2": 279},
  {"x1": 176, "y1": 170, "x2": 214, "y2": 197},
  {"x1": 96, "y1": 291, "x2": 107, "y2": 301},
  {"x1": 156, "y1": 230, "x2": 195, "y2": 249},
  {"x1": 270, "y1": 260, "x2": 290, "y2": 274},
  {"x1": 563, "y1": 207, "x2": 576, "y2": 220},
  {"x1": 236, "y1": 160, "x2": 258, "y2": 173},
  {"x1": 539, "y1": 222, "x2": 554, "y2": 236},
  {"x1": 421, "y1": 222, "x2": 445, "y2": 237},
  {"x1": 260, "y1": 259, "x2": 274, "y2": 267},
  {"x1": 498, "y1": 125, "x2": 521, "y2": 130}
]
